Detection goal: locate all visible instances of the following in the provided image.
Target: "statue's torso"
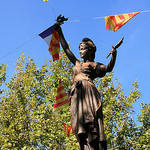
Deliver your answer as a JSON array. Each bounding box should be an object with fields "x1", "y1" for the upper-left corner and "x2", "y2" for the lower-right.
[{"x1": 72, "y1": 61, "x2": 98, "y2": 82}]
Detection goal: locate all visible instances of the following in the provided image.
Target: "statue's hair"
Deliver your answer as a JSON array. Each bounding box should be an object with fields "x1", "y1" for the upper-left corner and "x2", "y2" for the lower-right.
[{"x1": 79, "y1": 38, "x2": 96, "y2": 60}]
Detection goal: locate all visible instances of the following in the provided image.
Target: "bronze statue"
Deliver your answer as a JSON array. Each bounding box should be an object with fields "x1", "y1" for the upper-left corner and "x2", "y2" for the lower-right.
[{"x1": 54, "y1": 15, "x2": 123, "y2": 150}]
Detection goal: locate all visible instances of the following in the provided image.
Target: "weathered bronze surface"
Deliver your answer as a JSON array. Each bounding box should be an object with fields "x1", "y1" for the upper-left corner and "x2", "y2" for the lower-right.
[{"x1": 54, "y1": 16, "x2": 123, "y2": 150}]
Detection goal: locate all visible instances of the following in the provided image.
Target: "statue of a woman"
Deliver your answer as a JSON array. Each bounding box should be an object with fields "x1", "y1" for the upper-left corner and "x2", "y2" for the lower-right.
[{"x1": 54, "y1": 17, "x2": 119, "y2": 150}]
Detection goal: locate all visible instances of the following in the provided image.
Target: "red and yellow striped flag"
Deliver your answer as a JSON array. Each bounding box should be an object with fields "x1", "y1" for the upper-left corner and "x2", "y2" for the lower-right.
[
  {"x1": 53, "y1": 80, "x2": 69, "y2": 111},
  {"x1": 64, "y1": 123, "x2": 73, "y2": 137},
  {"x1": 105, "y1": 12, "x2": 140, "y2": 32},
  {"x1": 43, "y1": 0, "x2": 48, "y2": 2},
  {"x1": 39, "y1": 26, "x2": 60, "y2": 61},
  {"x1": 48, "y1": 29, "x2": 60, "y2": 61}
]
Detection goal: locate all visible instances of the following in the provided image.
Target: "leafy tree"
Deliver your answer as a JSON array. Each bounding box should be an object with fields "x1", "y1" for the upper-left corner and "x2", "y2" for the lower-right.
[
  {"x1": 0, "y1": 51, "x2": 149, "y2": 149},
  {"x1": 97, "y1": 74, "x2": 142, "y2": 149},
  {"x1": 135, "y1": 103, "x2": 150, "y2": 150},
  {"x1": 0, "y1": 52, "x2": 78, "y2": 149},
  {"x1": 0, "y1": 64, "x2": 7, "y2": 94}
]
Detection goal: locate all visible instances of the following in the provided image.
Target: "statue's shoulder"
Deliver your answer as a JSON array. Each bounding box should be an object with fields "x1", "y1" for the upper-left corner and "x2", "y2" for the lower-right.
[
  {"x1": 95, "y1": 62, "x2": 104, "y2": 67},
  {"x1": 94, "y1": 62, "x2": 106, "y2": 77}
]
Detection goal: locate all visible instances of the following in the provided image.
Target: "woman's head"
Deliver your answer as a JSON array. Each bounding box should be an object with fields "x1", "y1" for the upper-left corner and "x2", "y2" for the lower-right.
[{"x1": 79, "y1": 38, "x2": 96, "y2": 61}]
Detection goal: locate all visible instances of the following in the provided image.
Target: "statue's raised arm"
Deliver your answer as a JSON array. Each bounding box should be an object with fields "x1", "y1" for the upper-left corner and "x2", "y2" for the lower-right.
[
  {"x1": 96, "y1": 37, "x2": 124, "y2": 74},
  {"x1": 54, "y1": 15, "x2": 78, "y2": 65}
]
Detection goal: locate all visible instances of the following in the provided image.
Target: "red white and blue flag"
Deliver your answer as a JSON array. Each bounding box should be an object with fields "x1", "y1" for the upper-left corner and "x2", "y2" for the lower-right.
[{"x1": 39, "y1": 26, "x2": 60, "y2": 61}]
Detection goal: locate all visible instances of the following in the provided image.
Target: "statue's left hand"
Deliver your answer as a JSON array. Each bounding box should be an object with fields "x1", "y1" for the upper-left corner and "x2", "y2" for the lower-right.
[
  {"x1": 110, "y1": 46, "x2": 117, "y2": 56},
  {"x1": 106, "y1": 37, "x2": 123, "y2": 58}
]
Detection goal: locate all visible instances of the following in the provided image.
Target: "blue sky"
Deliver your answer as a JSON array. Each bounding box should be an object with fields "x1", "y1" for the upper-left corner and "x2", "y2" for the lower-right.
[{"x1": 0, "y1": 0, "x2": 150, "y2": 122}]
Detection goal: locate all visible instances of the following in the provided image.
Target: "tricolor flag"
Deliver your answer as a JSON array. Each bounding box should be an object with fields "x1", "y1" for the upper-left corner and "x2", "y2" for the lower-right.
[
  {"x1": 53, "y1": 80, "x2": 69, "y2": 111},
  {"x1": 105, "y1": 12, "x2": 140, "y2": 32},
  {"x1": 39, "y1": 26, "x2": 60, "y2": 61}
]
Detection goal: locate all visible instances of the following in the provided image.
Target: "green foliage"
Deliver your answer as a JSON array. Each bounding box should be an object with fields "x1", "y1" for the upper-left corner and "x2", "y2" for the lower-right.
[
  {"x1": 97, "y1": 74, "x2": 142, "y2": 149},
  {"x1": 0, "y1": 51, "x2": 149, "y2": 149},
  {"x1": 135, "y1": 103, "x2": 150, "y2": 149},
  {"x1": 0, "y1": 64, "x2": 8, "y2": 94}
]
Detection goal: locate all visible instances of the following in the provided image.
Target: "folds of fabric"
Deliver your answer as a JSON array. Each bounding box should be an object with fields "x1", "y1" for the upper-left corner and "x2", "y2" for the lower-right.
[
  {"x1": 70, "y1": 80, "x2": 106, "y2": 144},
  {"x1": 48, "y1": 29, "x2": 60, "y2": 61},
  {"x1": 105, "y1": 12, "x2": 140, "y2": 32},
  {"x1": 39, "y1": 26, "x2": 60, "y2": 61},
  {"x1": 53, "y1": 80, "x2": 69, "y2": 111}
]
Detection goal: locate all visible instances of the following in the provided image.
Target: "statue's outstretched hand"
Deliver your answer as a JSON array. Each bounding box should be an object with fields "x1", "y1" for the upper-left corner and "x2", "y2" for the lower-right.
[
  {"x1": 53, "y1": 15, "x2": 68, "y2": 32},
  {"x1": 56, "y1": 15, "x2": 69, "y2": 25}
]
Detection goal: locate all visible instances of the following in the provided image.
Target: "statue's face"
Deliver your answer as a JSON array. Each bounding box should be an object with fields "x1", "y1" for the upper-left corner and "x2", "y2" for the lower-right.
[{"x1": 79, "y1": 43, "x2": 90, "y2": 59}]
